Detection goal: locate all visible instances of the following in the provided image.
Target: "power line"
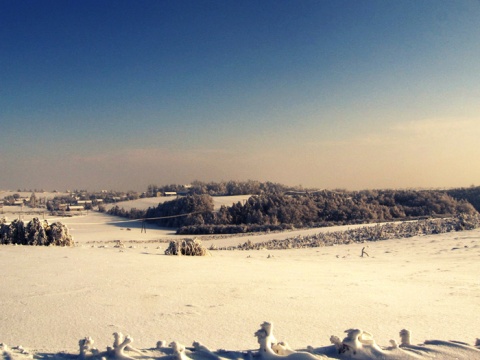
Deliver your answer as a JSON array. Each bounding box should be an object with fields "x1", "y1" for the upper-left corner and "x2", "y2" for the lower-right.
[
  {"x1": 56, "y1": 211, "x2": 206, "y2": 226},
  {"x1": 2, "y1": 211, "x2": 206, "y2": 226}
]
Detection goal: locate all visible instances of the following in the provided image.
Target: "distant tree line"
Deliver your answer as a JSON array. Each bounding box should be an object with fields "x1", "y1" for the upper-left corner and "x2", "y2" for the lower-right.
[
  {"x1": 107, "y1": 188, "x2": 478, "y2": 234},
  {"x1": 0, "y1": 218, "x2": 73, "y2": 246},
  {"x1": 146, "y1": 180, "x2": 294, "y2": 197},
  {"x1": 104, "y1": 206, "x2": 145, "y2": 219}
]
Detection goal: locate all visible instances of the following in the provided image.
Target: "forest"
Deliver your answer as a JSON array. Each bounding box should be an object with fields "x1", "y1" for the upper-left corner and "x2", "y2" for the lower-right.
[{"x1": 107, "y1": 183, "x2": 480, "y2": 235}]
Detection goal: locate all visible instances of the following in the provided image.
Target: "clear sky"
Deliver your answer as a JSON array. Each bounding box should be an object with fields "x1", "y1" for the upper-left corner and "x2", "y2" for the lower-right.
[{"x1": 1, "y1": 0, "x2": 480, "y2": 192}]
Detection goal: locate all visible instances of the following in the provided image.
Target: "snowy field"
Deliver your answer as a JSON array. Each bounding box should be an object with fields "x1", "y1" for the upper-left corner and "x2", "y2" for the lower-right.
[
  {"x1": 1, "y1": 208, "x2": 480, "y2": 359},
  {"x1": 104, "y1": 194, "x2": 252, "y2": 211}
]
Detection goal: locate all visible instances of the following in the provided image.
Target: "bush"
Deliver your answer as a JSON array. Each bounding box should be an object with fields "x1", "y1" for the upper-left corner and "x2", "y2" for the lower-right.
[
  {"x1": 46, "y1": 222, "x2": 74, "y2": 246},
  {"x1": 164, "y1": 239, "x2": 208, "y2": 256}
]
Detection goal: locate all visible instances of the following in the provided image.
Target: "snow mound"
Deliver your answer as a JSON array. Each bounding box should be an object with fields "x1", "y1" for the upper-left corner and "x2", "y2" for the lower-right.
[{"x1": 1, "y1": 322, "x2": 479, "y2": 360}]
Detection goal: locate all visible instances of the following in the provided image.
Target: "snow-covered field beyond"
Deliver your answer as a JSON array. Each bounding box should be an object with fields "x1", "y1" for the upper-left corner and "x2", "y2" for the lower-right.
[
  {"x1": 103, "y1": 195, "x2": 252, "y2": 211},
  {"x1": 1, "y1": 208, "x2": 480, "y2": 359}
]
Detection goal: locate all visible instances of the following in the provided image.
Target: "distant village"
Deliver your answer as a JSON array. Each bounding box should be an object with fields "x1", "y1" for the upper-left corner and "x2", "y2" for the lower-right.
[{"x1": 0, "y1": 185, "x2": 193, "y2": 215}]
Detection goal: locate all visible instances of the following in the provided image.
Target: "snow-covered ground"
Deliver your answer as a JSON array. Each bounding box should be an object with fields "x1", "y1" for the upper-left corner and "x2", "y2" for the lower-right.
[
  {"x1": 1, "y1": 208, "x2": 479, "y2": 359},
  {"x1": 104, "y1": 194, "x2": 252, "y2": 211}
]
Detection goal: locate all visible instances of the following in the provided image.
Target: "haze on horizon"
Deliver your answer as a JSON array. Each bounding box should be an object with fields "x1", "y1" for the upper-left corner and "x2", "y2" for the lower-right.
[{"x1": 1, "y1": 1, "x2": 479, "y2": 192}]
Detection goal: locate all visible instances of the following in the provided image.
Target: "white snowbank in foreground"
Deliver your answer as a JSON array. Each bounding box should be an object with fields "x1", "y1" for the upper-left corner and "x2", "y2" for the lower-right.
[{"x1": 1, "y1": 321, "x2": 479, "y2": 359}]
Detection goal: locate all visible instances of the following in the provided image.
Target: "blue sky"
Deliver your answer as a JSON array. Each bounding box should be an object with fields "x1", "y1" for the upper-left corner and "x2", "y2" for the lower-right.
[{"x1": 1, "y1": 0, "x2": 480, "y2": 191}]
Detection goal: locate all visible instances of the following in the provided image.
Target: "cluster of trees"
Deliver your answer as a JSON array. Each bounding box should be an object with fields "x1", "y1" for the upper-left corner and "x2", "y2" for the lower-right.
[
  {"x1": 146, "y1": 180, "x2": 295, "y2": 197},
  {"x1": 106, "y1": 206, "x2": 146, "y2": 219},
  {"x1": 106, "y1": 188, "x2": 477, "y2": 234},
  {"x1": 46, "y1": 195, "x2": 79, "y2": 211},
  {"x1": 177, "y1": 190, "x2": 475, "y2": 234},
  {"x1": 145, "y1": 194, "x2": 215, "y2": 227},
  {"x1": 446, "y1": 186, "x2": 480, "y2": 213},
  {"x1": 2, "y1": 193, "x2": 22, "y2": 205},
  {"x1": 252, "y1": 189, "x2": 473, "y2": 225},
  {"x1": 0, "y1": 218, "x2": 73, "y2": 246},
  {"x1": 2, "y1": 192, "x2": 41, "y2": 207}
]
